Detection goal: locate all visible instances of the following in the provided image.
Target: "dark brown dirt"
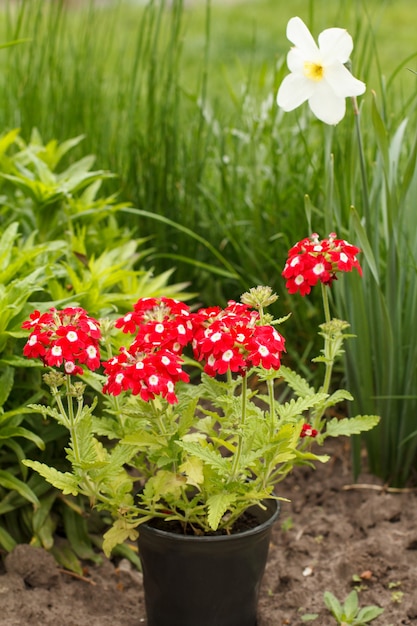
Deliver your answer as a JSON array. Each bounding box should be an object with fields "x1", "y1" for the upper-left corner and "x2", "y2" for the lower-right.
[{"x1": 1, "y1": 439, "x2": 416, "y2": 626}]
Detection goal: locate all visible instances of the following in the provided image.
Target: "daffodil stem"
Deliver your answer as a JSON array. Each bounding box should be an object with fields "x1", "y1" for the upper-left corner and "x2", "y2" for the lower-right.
[{"x1": 352, "y1": 96, "x2": 370, "y2": 226}]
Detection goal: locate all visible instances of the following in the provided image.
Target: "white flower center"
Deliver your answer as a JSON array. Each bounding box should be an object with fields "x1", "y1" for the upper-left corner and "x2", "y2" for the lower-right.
[
  {"x1": 304, "y1": 61, "x2": 324, "y2": 81},
  {"x1": 313, "y1": 263, "x2": 325, "y2": 275},
  {"x1": 51, "y1": 346, "x2": 62, "y2": 356},
  {"x1": 258, "y1": 345, "x2": 269, "y2": 356},
  {"x1": 66, "y1": 330, "x2": 78, "y2": 342},
  {"x1": 210, "y1": 332, "x2": 222, "y2": 343},
  {"x1": 86, "y1": 345, "x2": 97, "y2": 358}
]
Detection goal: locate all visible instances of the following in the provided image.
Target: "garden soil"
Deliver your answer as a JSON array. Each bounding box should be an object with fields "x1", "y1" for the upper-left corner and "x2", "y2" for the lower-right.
[{"x1": 1, "y1": 439, "x2": 416, "y2": 626}]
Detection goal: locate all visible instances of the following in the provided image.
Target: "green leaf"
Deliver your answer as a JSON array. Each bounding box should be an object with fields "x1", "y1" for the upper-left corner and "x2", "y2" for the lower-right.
[
  {"x1": 323, "y1": 591, "x2": 343, "y2": 619},
  {"x1": 325, "y1": 415, "x2": 380, "y2": 438},
  {"x1": 102, "y1": 519, "x2": 140, "y2": 558},
  {"x1": 179, "y1": 456, "x2": 204, "y2": 488},
  {"x1": 207, "y1": 493, "x2": 237, "y2": 531},
  {"x1": 177, "y1": 440, "x2": 229, "y2": 473},
  {"x1": 355, "y1": 605, "x2": 385, "y2": 623},
  {"x1": 0, "y1": 365, "x2": 14, "y2": 407},
  {"x1": 0, "y1": 525, "x2": 17, "y2": 552},
  {"x1": 343, "y1": 589, "x2": 359, "y2": 621},
  {"x1": 50, "y1": 542, "x2": 84, "y2": 576},
  {"x1": 62, "y1": 504, "x2": 102, "y2": 563},
  {"x1": 23, "y1": 460, "x2": 80, "y2": 496},
  {"x1": 0, "y1": 426, "x2": 45, "y2": 450},
  {"x1": 277, "y1": 365, "x2": 316, "y2": 398},
  {"x1": 0, "y1": 469, "x2": 40, "y2": 507}
]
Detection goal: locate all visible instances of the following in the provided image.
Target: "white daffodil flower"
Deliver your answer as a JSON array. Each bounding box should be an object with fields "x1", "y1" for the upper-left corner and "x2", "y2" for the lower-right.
[{"x1": 277, "y1": 16, "x2": 366, "y2": 125}]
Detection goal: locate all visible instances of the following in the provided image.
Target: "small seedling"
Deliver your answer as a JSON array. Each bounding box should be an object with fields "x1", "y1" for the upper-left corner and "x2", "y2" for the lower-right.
[
  {"x1": 281, "y1": 517, "x2": 294, "y2": 532},
  {"x1": 387, "y1": 581, "x2": 403, "y2": 604},
  {"x1": 323, "y1": 590, "x2": 384, "y2": 625}
]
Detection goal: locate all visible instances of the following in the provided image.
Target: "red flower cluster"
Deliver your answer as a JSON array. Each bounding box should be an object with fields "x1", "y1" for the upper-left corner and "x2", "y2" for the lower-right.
[
  {"x1": 115, "y1": 297, "x2": 194, "y2": 354},
  {"x1": 22, "y1": 307, "x2": 101, "y2": 375},
  {"x1": 103, "y1": 298, "x2": 193, "y2": 403},
  {"x1": 300, "y1": 423, "x2": 318, "y2": 438},
  {"x1": 22, "y1": 295, "x2": 287, "y2": 404},
  {"x1": 192, "y1": 301, "x2": 286, "y2": 377},
  {"x1": 282, "y1": 233, "x2": 362, "y2": 295}
]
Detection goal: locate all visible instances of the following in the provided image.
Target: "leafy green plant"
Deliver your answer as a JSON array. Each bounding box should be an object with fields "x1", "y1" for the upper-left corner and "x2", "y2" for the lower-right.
[
  {"x1": 323, "y1": 590, "x2": 384, "y2": 625},
  {"x1": 20, "y1": 256, "x2": 378, "y2": 555}
]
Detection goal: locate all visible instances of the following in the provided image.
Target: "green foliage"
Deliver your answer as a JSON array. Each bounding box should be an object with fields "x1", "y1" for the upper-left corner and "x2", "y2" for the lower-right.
[
  {"x1": 0, "y1": 127, "x2": 194, "y2": 564},
  {"x1": 329, "y1": 69, "x2": 417, "y2": 486},
  {"x1": 323, "y1": 590, "x2": 384, "y2": 625}
]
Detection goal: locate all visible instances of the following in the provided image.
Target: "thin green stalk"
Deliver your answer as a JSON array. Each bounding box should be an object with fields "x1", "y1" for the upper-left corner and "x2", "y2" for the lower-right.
[
  {"x1": 352, "y1": 95, "x2": 371, "y2": 228},
  {"x1": 230, "y1": 375, "x2": 248, "y2": 480}
]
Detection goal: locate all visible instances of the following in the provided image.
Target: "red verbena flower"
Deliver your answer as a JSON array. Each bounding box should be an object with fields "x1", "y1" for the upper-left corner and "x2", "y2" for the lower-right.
[
  {"x1": 115, "y1": 297, "x2": 194, "y2": 354},
  {"x1": 22, "y1": 307, "x2": 102, "y2": 375},
  {"x1": 282, "y1": 233, "x2": 362, "y2": 296},
  {"x1": 192, "y1": 301, "x2": 286, "y2": 376},
  {"x1": 300, "y1": 423, "x2": 319, "y2": 438},
  {"x1": 102, "y1": 347, "x2": 189, "y2": 404}
]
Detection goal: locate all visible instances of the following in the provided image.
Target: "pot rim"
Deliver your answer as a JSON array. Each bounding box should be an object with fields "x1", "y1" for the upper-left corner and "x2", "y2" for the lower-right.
[{"x1": 139, "y1": 499, "x2": 281, "y2": 543}]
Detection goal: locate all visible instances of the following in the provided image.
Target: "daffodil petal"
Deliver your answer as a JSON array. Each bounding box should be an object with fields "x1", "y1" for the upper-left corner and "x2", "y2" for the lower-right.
[
  {"x1": 318, "y1": 27, "x2": 353, "y2": 63},
  {"x1": 308, "y1": 85, "x2": 346, "y2": 125},
  {"x1": 286, "y1": 16, "x2": 319, "y2": 58},
  {"x1": 277, "y1": 73, "x2": 314, "y2": 111},
  {"x1": 325, "y1": 63, "x2": 366, "y2": 97},
  {"x1": 287, "y1": 47, "x2": 308, "y2": 73}
]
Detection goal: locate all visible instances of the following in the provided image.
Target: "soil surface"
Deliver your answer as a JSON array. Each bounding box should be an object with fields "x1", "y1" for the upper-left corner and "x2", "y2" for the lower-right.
[{"x1": 1, "y1": 439, "x2": 416, "y2": 626}]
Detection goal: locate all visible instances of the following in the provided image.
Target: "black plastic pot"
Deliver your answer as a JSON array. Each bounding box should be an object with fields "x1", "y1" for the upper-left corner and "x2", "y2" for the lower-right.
[{"x1": 137, "y1": 500, "x2": 280, "y2": 626}]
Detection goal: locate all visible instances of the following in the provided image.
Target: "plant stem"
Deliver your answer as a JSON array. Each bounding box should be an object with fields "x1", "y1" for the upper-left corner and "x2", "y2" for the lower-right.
[
  {"x1": 230, "y1": 374, "x2": 247, "y2": 480},
  {"x1": 320, "y1": 284, "x2": 333, "y2": 397},
  {"x1": 267, "y1": 377, "x2": 275, "y2": 440},
  {"x1": 64, "y1": 375, "x2": 82, "y2": 465}
]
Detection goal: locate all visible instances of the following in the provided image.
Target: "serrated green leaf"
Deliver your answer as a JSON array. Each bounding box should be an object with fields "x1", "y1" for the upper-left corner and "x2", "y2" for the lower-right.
[
  {"x1": 179, "y1": 456, "x2": 204, "y2": 488},
  {"x1": 177, "y1": 440, "x2": 229, "y2": 473},
  {"x1": 277, "y1": 392, "x2": 328, "y2": 422},
  {"x1": 23, "y1": 460, "x2": 80, "y2": 496},
  {"x1": 207, "y1": 493, "x2": 237, "y2": 530},
  {"x1": 278, "y1": 365, "x2": 315, "y2": 397},
  {"x1": 325, "y1": 415, "x2": 380, "y2": 438},
  {"x1": 102, "y1": 519, "x2": 140, "y2": 557}
]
